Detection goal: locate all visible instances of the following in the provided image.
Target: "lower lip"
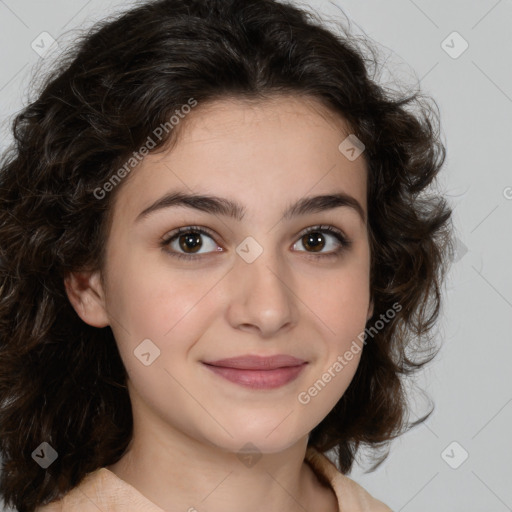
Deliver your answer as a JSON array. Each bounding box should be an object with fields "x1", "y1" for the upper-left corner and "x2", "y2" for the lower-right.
[{"x1": 202, "y1": 363, "x2": 307, "y2": 390}]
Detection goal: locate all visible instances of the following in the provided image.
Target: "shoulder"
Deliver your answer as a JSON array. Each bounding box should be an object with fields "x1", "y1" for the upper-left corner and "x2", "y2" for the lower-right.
[
  {"x1": 34, "y1": 467, "x2": 128, "y2": 512},
  {"x1": 34, "y1": 466, "x2": 165, "y2": 512},
  {"x1": 305, "y1": 447, "x2": 393, "y2": 512}
]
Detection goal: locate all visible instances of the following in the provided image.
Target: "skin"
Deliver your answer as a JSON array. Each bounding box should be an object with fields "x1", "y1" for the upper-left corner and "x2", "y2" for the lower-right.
[{"x1": 65, "y1": 95, "x2": 373, "y2": 512}]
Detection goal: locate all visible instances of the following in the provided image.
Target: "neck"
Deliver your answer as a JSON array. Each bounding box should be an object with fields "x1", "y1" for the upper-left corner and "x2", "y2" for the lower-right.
[{"x1": 106, "y1": 389, "x2": 337, "y2": 512}]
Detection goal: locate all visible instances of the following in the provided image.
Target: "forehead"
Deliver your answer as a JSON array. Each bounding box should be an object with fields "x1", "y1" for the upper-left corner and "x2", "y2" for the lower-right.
[{"x1": 111, "y1": 95, "x2": 368, "y2": 224}]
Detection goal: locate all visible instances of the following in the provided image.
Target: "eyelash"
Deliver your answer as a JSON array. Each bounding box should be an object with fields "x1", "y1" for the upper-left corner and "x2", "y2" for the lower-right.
[{"x1": 161, "y1": 224, "x2": 352, "y2": 262}]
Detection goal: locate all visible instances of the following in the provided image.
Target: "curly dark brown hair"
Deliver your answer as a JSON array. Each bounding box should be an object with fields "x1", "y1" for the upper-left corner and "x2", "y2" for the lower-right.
[{"x1": 0, "y1": 0, "x2": 454, "y2": 510}]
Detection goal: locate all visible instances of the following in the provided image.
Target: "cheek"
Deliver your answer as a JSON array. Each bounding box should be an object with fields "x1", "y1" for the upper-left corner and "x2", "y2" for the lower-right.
[
  {"x1": 106, "y1": 248, "x2": 222, "y2": 338},
  {"x1": 106, "y1": 269, "x2": 228, "y2": 394},
  {"x1": 305, "y1": 264, "x2": 370, "y2": 340},
  {"x1": 302, "y1": 265, "x2": 369, "y2": 400},
  {"x1": 106, "y1": 272, "x2": 213, "y2": 398},
  {"x1": 143, "y1": 270, "x2": 226, "y2": 337}
]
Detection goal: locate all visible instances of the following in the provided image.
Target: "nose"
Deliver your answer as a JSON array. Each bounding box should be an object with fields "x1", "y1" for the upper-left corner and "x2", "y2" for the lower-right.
[{"x1": 225, "y1": 247, "x2": 299, "y2": 339}]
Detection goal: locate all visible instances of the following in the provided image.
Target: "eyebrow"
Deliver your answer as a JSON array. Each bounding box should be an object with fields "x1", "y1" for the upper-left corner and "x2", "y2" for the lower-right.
[{"x1": 135, "y1": 190, "x2": 366, "y2": 224}]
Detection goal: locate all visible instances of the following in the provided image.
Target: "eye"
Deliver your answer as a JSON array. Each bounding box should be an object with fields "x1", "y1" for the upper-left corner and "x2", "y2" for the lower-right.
[
  {"x1": 161, "y1": 224, "x2": 351, "y2": 261},
  {"x1": 161, "y1": 225, "x2": 221, "y2": 261},
  {"x1": 292, "y1": 225, "x2": 351, "y2": 259}
]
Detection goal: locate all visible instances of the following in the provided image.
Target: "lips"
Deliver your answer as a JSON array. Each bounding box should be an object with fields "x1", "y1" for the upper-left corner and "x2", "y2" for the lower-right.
[
  {"x1": 203, "y1": 354, "x2": 307, "y2": 370},
  {"x1": 202, "y1": 354, "x2": 308, "y2": 390}
]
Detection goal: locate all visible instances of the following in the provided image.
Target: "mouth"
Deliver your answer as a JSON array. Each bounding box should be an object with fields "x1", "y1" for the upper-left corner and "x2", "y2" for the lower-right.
[{"x1": 201, "y1": 354, "x2": 308, "y2": 390}]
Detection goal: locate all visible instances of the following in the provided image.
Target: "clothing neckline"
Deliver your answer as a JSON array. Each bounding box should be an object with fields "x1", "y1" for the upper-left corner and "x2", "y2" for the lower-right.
[
  {"x1": 94, "y1": 446, "x2": 340, "y2": 510},
  {"x1": 38, "y1": 445, "x2": 392, "y2": 511}
]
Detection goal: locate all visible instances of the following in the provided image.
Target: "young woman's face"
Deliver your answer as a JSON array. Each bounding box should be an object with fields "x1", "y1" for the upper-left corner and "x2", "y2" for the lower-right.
[{"x1": 87, "y1": 95, "x2": 372, "y2": 454}]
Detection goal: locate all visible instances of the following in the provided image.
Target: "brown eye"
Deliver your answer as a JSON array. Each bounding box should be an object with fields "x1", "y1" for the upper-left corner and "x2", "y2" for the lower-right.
[
  {"x1": 301, "y1": 232, "x2": 325, "y2": 252},
  {"x1": 162, "y1": 226, "x2": 221, "y2": 260},
  {"x1": 178, "y1": 232, "x2": 203, "y2": 253},
  {"x1": 292, "y1": 225, "x2": 351, "y2": 259}
]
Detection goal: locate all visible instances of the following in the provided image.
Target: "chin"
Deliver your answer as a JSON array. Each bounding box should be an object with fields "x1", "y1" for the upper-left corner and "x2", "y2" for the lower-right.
[{"x1": 201, "y1": 420, "x2": 307, "y2": 456}]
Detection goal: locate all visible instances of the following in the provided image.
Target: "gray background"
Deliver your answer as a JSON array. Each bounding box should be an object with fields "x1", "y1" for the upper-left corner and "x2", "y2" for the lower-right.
[{"x1": 1, "y1": 0, "x2": 511, "y2": 511}]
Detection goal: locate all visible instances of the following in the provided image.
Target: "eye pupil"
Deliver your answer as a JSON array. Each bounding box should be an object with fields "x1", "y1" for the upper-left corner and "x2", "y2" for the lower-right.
[
  {"x1": 303, "y1": 232, "x2": 325, "y2": 252},
  {"x1": 179, "y1": 232, "x2": 202, "y2": 253}
]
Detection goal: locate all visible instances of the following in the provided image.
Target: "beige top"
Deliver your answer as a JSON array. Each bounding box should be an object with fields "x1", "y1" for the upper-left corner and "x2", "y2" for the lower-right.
[{"x1": 35, "y1": 447, "x2": 393, "y2": 511}]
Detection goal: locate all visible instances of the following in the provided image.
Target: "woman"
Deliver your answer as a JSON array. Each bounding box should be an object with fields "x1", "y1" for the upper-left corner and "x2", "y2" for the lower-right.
[{"x1": 0, "y1": 0, "x2": 454, "y2": 510}]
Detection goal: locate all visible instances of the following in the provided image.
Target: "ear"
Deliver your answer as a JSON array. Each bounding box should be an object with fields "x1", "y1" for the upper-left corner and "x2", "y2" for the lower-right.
[
  {"x1": 366, "y1": 298, "x2": 374, "y2": 322},
  {"x1": 64, "y1": 270, "x2": 110, "y2": 328}
]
